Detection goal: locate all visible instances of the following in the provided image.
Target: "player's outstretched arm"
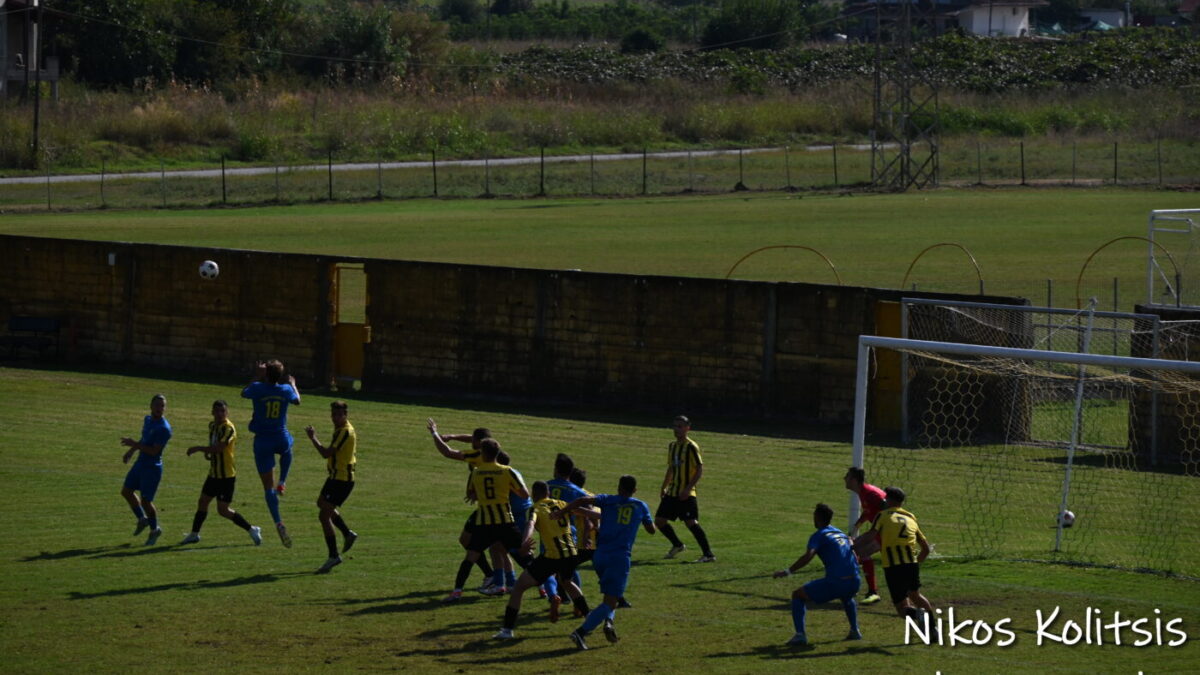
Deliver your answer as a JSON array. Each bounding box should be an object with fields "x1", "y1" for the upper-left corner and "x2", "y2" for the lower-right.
[
  {"x1": 774, "y1": 549, "x2": 817, "y2": 578},
  {"x1": 427, "y1": 418, "x2": 467, "y2": 461},
  {"x1": 643, "y1": 521, "x2": 657, "y2": 535},
  {"x1": 288, "y1": 374, "x2": 301, "y2": 406},
  {"x1": 550, "y1": 496, "x2": 595, "y2": 520}
]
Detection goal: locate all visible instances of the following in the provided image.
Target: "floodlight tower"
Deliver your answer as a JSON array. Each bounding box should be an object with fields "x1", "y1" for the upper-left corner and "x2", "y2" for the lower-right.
[{"x1": 870, "y1": 0, "x2": 940, "y2": 191}]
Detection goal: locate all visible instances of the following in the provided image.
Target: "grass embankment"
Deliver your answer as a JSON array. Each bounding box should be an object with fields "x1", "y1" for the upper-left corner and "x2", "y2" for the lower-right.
[{"x1": 1, "y1": 188, "x2": 1197, "y2": 307}]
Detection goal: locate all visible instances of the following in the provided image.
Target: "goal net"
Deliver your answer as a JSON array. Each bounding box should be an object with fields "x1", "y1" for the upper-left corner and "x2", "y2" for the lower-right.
[{"x1": 851, "y1": 334, "x2": 1200, "y2": 577}]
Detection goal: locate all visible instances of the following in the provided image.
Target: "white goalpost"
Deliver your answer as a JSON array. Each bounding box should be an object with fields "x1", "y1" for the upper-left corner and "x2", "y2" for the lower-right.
[{"x1": 850, "y1": 334, "x2": 1200, "y2": 576}]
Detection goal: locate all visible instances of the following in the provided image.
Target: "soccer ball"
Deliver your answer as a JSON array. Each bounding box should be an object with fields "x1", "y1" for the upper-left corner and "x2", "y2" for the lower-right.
[
  {"x1": 1057, "y1": 509, "x2": 1075, "y2": 528},
  {"x1": 199, "y1": 260, "x2": 220, "y2": 280}
]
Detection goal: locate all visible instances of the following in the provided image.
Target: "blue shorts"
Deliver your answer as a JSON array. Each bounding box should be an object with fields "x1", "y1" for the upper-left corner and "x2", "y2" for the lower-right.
[
  {"x1": 592, "y1": 551, "x2": 632, "y2": 598},
  {"x1": 123, "y1": 463, "x2": 163, "y2": 502},
  {"x1": 803, "y1": 575, "x2": 860, "y2": 604},
  {"x1": 252, "y1": 432, "x2": 293, "y2": 474}
]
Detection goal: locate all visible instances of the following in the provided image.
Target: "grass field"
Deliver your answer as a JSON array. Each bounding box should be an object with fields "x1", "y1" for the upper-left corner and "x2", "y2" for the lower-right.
[
  {"x1": 1, "y1": 187, "x2": 1197, "y2": 307},
  {"x1": 1, "y1": 364, "x2": 1197, "y2": 672}
]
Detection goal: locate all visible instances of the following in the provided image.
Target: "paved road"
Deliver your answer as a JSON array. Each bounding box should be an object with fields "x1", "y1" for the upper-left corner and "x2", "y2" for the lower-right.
[{"x1": 0, "y1": 145, "x2": 878, "y2": 186}]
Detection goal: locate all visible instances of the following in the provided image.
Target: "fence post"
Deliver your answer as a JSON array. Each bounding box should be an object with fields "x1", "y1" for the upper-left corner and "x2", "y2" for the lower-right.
[
  {"x1": 160, "y1": 161, "x2": 166, "y2": 208},
  {"x1": 538, "y1": 146, "x2": 546, "y2": 196},
  {"x1": 1157, "y1": 137, "x2": 1163, "y2": 186},
  {"x1": 377, "y1": 157, "x2": 383, "y2": 199},
  {"x1": 976, "y1": 140, "x2": 982, "y2": 185},
  {"x1": 431, "y1": 147, "x2": 438, "y2": 197},
  {"x1": 1072, "y1": 141, "x2": 1077, "y2": 185},
  {"x1": 1113, "y1": 142, "x2": 1118, "y2": 185},
  {"x1": 100, "y1": 158, "x2": 106, "y2": 208},
  {"x1": 688, "y1": 150, "x2": 694, "y2": 192},
  {"x1": 1046, "y1": 278, "x2": 1053, "y2": 309},
  {"x1": 783, "y1": 146, "x2": 791, "y2": 190},
  {"x1": 641, "y1": 147, "x2": 648, "y2": 195},
  {"x1": 484, "y1": 148, "x2": 491, "y2": 197},
  {"x1": 275, "y1": 164, "x2": 281, "y2": 203},
  {"x1": 44, "y1": 153, "x2": 51, "y2": 211},
  {"x1": 590, "y1": 152, "x2": 595, "y2": 195},
  {"x1": 1113, "y1": 277, "x2": 1119, "y2": 312},
  {"x1": 327, "y1": 150, "x2": 334, "y2": 201},
  {"x1": 221, "y1": 155, "x2": 227, "y2": 204},
  {"x1": 1019, "y1": 141, "x2": 1026, "y2": 185},
  {"x1": 736, "y1": 148, "x2": 746, "y2": 190},
  {"x1": 833, "y1": 143, "x2": 839, "y2": 188}
]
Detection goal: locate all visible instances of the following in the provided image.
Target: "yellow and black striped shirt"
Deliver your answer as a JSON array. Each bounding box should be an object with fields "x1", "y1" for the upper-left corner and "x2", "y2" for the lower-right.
[
  {"x1": 872, "y1": 506, "x2": 924, "y2": 568},
  {"x1": 326, "y1": 422, "x2": 357, "y2": 482},
  {"x1": 531, "y1": 498, "x2": 578, "y2": 559},
  {"x1": 665, "y1": 438, "x2": 703, "y2": 497},
  {"x1": 469, "y1": 461, "x2": 527, "y2": 525},
  {"x1": 207, "y1": 419, "x2": 237, "y2": 479}
]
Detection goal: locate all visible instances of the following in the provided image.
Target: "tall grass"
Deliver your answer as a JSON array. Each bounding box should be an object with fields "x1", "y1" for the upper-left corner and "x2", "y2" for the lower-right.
[{"x1": 2, "y1": 77, "x2": 1196, "y2": 174}]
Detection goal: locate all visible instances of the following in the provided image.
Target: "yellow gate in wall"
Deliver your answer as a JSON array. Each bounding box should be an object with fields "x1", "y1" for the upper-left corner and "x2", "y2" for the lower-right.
[{"x1": 332, "y1": 263, "x2": 369, "y2": 389}]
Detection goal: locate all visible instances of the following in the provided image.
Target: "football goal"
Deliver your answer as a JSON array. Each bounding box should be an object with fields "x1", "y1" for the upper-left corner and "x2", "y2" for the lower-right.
[{"x1": 850, "y1": 334, "x2": 1200, "y2": 577}]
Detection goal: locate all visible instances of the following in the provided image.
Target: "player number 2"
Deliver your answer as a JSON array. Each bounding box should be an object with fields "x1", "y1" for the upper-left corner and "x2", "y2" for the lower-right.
[
  {"x1": 617, "y1": 506, "x2": 633, "y2": 524},
  {"x1": 895, "y1": 515, "x2": 910, "y2": 538}
]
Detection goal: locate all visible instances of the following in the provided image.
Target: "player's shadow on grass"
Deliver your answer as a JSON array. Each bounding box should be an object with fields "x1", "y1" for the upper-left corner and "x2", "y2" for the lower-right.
[
  {"x1": 67, "y1": 572, "x2": 307, "y2": 600},
  {"x1": 20, "y1": 544, "x2": 134, "y2": 562},
  {"x1": 669, "y1": 573, "x2": 786, "y2": 604},
  {"x1": 416, "y1": 619, "x2": 501, "y2": 640},
  {"x1": 708, "y1": 644, "x2": 895, "y2": 660},
  {"x1": 342, "y1": 592, "x2": 489, "y2": 616}
]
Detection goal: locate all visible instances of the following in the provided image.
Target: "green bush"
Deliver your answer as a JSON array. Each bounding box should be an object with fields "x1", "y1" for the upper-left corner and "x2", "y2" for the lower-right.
[{"x1": 621, "y1": 28, "x2": 666, "y2": 55}]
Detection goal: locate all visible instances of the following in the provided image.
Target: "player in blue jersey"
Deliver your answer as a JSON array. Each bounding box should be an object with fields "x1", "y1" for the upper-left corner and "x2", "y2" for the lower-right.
[
  {"x1": 120, "y1": 394, "x2": 172, "y2": 546},
  {"x1": 552, "y1": 474, "x2": 656, "y2": 650},
  {"x1": 241, "y1": 359, "x2": 301, "y2": 547},
  {"x1": 772, "y1": 503, "x2": 862, "y2": 647}
]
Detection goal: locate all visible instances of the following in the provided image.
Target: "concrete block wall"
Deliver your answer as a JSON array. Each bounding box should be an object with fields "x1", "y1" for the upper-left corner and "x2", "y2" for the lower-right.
[
  {"x1": 3, "y1": 234, "x2": 1015, "y2": 424},
  {"x1": 0, "y1": 235, "x2": 331, "y2": 381}
]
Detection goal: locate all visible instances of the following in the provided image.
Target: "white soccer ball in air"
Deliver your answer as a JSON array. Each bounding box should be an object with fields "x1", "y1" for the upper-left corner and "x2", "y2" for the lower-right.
[
  {"x1": 1058, "y1": 509, "x2": 1075, "y2": 528},
  {"x1": 199, "y1": 260, "x2": 220, "y2": 280}
]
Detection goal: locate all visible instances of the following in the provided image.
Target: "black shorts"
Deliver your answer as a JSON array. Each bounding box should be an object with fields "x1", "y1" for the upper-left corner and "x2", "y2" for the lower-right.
[
  {"x1": 467, "y1": 523, "x2": 523, "y2": 554},
  {"x1": 320, "y1": 479, "x2": 355, "y2": 507},
  {"x1": 462, "y1": 512, "x2": 479, "y2": 534},
  {"x1": 655, "y1": 495, "x2": 699, "y2": 521},
  {"x1": 201, "y1": 477, "x2": 236, "y2": 503},
  {"x1": 575, "y1": 548, "x2": 595, "y2": 563},
  {"x1": 527, "y1": 554, "x2": 583, "y2": 584},
  {"x1": 884, "y1": 563, "x2": 922, "y2": 605}
]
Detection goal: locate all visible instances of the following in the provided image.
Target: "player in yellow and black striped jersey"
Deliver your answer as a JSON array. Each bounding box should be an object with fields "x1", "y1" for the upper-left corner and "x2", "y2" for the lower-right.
[
  {"x1": 866, "y1": 486, "x2": 934, "y2": 622},
  {"x1": 181, "y1": 400, "x2": 262, "y2": 546},
  {"x1": 444, "y1": 438, "x2": 535, "y2": 601},
  {"x1": 428, "y1": 419, "x2": 499, "y2": 589},
  {"x1": 494, "y1": 482, "x2": 593, "y2": 638},
  {"x1": 655, "y1": 415, "x2": 716, "y2": 563},
  {"x1": 305, "y1": 400, "x2": 360, "y2": 573}
]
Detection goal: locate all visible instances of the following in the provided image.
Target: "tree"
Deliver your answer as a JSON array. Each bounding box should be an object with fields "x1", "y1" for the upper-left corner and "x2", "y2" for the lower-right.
[{"x1": 701, "y1": 0, "x2": 800, "y2": 50}]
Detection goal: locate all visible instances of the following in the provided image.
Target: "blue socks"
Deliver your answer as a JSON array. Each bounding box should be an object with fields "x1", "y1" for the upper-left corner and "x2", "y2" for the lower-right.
[
  {"x1": 265, "y1": 490, "x2": 282, "y2": 524},
  {"x1": 844, "y1": 598, "x2": 860, "y2": 634},
  {"x1": 148, "y1": 516, "x2": 158, "y2": 530},
  {"x1": 580, "y1": 603, "x2": 614, "y2": 633},
  {"x1": 791, "y1": 597, "x2": 807, "y2": 635},
  {"x1": 492, "y1": 569, "x2": 505, "y2": 588},
  {"x1": 278, "y1": 451, "x2": 293, "y2": 486},
  {"x1": 130, "y1": 505, "x2": 146, "y2": 520},
  {"x1": 505, "y1": 570, "x2": 517, "y2": 587},
  {"x1": 543, "y1": 575, "x2": 559, "y2": 600}
]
